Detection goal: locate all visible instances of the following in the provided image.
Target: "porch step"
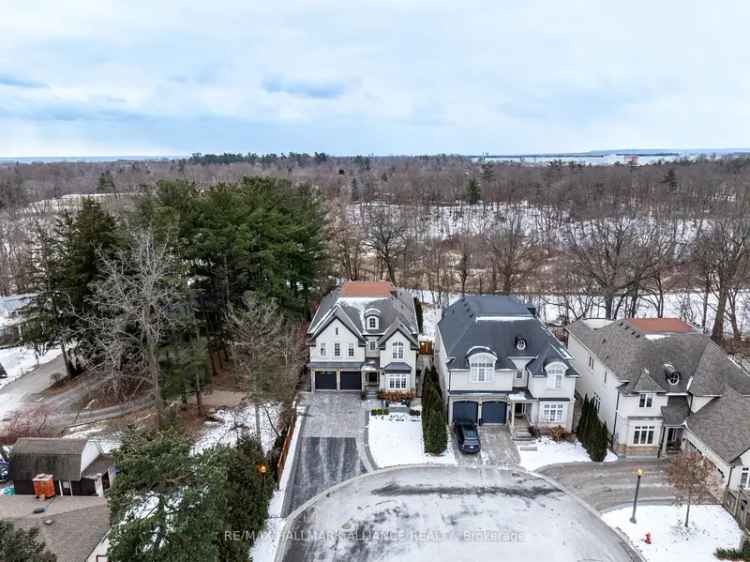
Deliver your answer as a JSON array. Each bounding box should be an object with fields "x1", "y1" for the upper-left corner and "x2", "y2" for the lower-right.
[
  {"x1": 512, "y1": 432, "x2": 535, "y2": 442},
  {"x1": 517, "y1": 444, "x2": 538, "y2": 452},
  {"x1": 366, "y1": 389, "x2": 378, "y2": 399}
]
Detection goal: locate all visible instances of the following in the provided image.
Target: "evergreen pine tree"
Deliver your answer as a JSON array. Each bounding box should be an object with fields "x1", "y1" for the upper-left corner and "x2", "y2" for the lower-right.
[{"x1": 465, "y1": 178, "x2": 481, "y2": 205}]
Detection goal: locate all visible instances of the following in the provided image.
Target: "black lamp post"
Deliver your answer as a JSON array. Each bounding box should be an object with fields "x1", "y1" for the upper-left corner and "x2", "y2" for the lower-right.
[{"x1": 630, "y1": 468, "x2": 644, "y2": 524}]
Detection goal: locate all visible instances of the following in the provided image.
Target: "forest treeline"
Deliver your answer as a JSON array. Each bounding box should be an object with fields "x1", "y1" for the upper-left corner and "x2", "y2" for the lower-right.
[{"x1": 3, "y1": 154, "x2": 750, "y2": 344}]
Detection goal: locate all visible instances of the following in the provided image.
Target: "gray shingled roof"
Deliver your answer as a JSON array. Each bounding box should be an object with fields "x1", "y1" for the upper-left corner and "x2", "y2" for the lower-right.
[
  {"x1": 438, "y1": 295, "x2": 574, "y2": 375},
  {"x1": 309, "y1": 285, "x2": 418, "y2": 339},
  {"x1": 383, "y1": 362, "x2": 411, "y2": 372},
  {"x1": 9, "y1": 439, "x2": 90, "y2": 482},
  {"x1": 686, "y1": 387, "x2": 750, "y2": 463},
  {"x1": 567, "y1": 319, "x2": 750, "y2": 396},
  {"x1": 661, "y1": 396, "x2": 690, "y2": 426}
]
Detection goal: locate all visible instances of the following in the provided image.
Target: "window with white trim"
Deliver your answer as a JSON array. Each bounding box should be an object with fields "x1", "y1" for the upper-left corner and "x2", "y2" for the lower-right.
[
  {"x1": 368, "y1": 316, "x2": 378, "y2": 330},
  {"x1": 334, "y1": 343, "x2": 341, "y2": 357},
  {"x1": 542, "y1": 402, "x2": 565, "y2": 423},
  {"x1": 392, "y1": 341, "x2": 404, "y2": 360},
  {"x1": 740, "y1": 468, "x2": 750, "y2": 489},
  {"x1": 319, "y1": 342, "x2": 326, "y2": 357},
  {"x1": 604, "y1": 370, "x2": 608, "y2": 384},
  {"x1": 638, "y1": 393, "x2": 653, "y2": 408},
  {"x1": 470, "y1": 354, "x2": 494, "y2": 383},
  {"x1": 348, "y1": 343, "x2": 355, "y2": 357},
  {"x1": 633, "y1": 425, "x2": 655, "y2": 445},
  {"x1": 387, "y1": 373, "x2": 408, "y2": 390},
  {"x1": 368, "y1": 339, "x2": 377, "y2": 351},
  {"x1": 335, "y1": 326, "x2": 339, "y2": 335},
  {"x1": 588, "y1": 355, "x2": 594, "y2": 370},
  {"x1": 546, "y1": 363, "x2": 565, "y2": 389}
]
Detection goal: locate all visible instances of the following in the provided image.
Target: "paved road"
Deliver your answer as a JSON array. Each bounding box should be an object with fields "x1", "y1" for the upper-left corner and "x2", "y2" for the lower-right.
[
  {"x1": 0, "y1": 355, "x2": 65, "y2": 421},
  {"x1": 281, "y1": 465, "x2": 642, "y2": 562},
  {"x1": 538, "y1": 459, "x2": 678, "y2": 511},
  {"x1": 284, "y1": 393, "x2": 370, "y2": 515}
]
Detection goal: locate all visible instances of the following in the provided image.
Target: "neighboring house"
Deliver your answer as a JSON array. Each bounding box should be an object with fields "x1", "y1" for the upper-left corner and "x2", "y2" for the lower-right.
[
  {"x1": 434, "y1": 295, "x2": 578, "y2": 434},
  {"x1": 9, "y1": 438, "x2": 116, "y2": 497},
  {"x1": 568, "y1": 317, "x2": 750, "y2": 490},
  {"x1": 307, "y1": 281, "x2": 419, "y2": 393},
  {"x1": 0, "y1": 493, "x2": 110, "y2": 562},
  {"x1": 0, "y1": 294, "x2": 31, "y2": 347}
]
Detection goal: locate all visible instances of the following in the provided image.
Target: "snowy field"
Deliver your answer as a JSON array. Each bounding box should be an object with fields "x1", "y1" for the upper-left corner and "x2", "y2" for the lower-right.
[
  {"x1": 193, "y1": 402, "x2": 281, "y2": 454},
  {"x1": 368, "y1": 411, "x2": 456, "y2": 468},
  {"x1": 602, "y1": 504, "x2": 743, "y2": 562},
  {"x1": 519, "y1": 437, "x2": 618, "y2": 471},
  {"x1": 0, "y1": 345, "x2": 61, "y2": 391}
]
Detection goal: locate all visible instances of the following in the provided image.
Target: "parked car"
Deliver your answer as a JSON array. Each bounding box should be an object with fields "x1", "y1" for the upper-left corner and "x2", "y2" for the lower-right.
[
  {"x1": 455, "y1": 422, "x2": 481, "y2": 454},
  {"x1": 0, "y1": 461, "x2": 8, "y2": 483},
  {"x1": 0, "y1": 362, "x2": 7, "y2": 379}
]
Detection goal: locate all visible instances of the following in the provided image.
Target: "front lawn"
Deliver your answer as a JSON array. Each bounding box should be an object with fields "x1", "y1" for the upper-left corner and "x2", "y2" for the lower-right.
[
  {"x1": 518, "y1": 436, "x2": 618, "y2": 471},
  {"x1": 368, "y1": 411, "x2": 456, "y2": 468},
  {"x1": 602, "y1": 504, "x2": 743, "y2": 562}
]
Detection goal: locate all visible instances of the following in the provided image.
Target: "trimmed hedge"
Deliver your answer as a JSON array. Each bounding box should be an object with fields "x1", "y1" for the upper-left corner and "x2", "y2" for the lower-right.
[{"x1": 421, "y1": 366, "x2": 448, "y2": 454}]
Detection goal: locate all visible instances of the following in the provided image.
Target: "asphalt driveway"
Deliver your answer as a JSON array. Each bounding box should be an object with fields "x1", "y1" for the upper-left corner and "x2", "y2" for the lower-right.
[
  {"x1": 538, "y1": 459, "x2": 678, "y2": 511},
  {"x1": 284, "y1": 393, "x2": 371, "y2": 515},
  {"x1": 280, "y1": 465, "x2": 642, "y2": 562}
]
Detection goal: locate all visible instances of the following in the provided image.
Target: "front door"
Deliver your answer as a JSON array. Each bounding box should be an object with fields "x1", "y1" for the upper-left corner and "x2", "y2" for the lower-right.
[
  {"x1": 514, "y1": 403, "x2": 526, "y2": 418},
  {"x1": 368, "y1": 371, "x2": 379, "y2": 385}
]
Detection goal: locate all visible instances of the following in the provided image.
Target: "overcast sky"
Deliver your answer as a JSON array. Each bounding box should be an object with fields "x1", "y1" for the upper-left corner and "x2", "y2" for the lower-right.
[{"x1": 1, "y1": 1, "x2": 749, "y2": 156}]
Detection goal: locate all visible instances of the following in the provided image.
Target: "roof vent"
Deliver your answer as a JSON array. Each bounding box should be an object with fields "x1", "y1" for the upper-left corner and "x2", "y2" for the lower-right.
[
  {"x1": 664, "y1": 363, "x2": 681, "y2": 385},
  {"x1": 515, "y1": 336, "x2": 527, "y2": 351}
]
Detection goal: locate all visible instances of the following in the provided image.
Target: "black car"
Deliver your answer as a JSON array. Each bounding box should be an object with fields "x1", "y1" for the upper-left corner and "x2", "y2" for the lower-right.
[
  {"x1": 0, "y1": 462, "x2": 8, "y2": 483},
  {"x1": 455, "y1": 422, "x2": 481, "y2": 454},
  {"x1": 0, "y1": 362, "x2": 7, "y2": 379}
]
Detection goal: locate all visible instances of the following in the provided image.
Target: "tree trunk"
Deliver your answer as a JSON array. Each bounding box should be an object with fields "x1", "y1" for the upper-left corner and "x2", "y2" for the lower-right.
[
  {"x1": 711, "y1": 285, "x2": 728, "y2": 343},
  {"x1": 685, "y1": 492, "x2": 692, "y2": 528}
]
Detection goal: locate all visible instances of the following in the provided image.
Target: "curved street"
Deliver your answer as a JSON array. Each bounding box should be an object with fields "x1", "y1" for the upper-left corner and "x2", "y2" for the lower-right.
[{"x1": 280, "y1": 465, "x2": 642, "y2": 562}]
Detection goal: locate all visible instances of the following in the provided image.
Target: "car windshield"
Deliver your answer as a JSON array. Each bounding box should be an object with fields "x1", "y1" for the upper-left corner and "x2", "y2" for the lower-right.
[{"x1": 463, "y1": 428, "x2": 478, "y2": 439}]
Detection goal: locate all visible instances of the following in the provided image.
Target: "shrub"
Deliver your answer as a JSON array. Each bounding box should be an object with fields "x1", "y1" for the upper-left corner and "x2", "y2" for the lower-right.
[
  {"x1": 716, "y1": 542, "x2": 750, "y2": 560},
  {"x1": 421, "y1": 366, "x2": 447, "y2": 455},
  {"x1": 414, "y1": 298, "x2": 424, "y2": 333},
  {"x1": 370, "y1": 408, "x2": 390, "y2": 416},
  {"x1": 528, "y1": 425, "x2": 540, "y2": 438},
  {"x1": 550, "y1": 426, "x2": 567, "y2": 442},
  {"x1": 409, "y1": 409, "x2": 421, "y2": 417},
  {"x1": 360, "y1": 390, "x2": 367, "y2": 401}
]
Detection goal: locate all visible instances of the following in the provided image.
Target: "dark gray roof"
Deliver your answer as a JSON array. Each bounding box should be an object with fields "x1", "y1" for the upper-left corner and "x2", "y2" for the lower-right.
[
  {"x1": 309, "y1": 285, "x2": 418, "y2": 339},
  {"x1": 686, "y1": 387, "x2": 750, "y2": 463},
  {"x1": 383, "y1": 362, "x2": 411, "y2": 372},
  {"x1": 377, "y1": 323, "x2": 419, "y2": 349},
  {"x1": 10, "y1": 505, "x2": 109, "y2": 562},
  {"x1": 438, "y1": 295, "x2": 574, "y2": 375},
  {"x1": 9, "y1": 439, "x2": 90, "y2": 482},
  {"x1": 568, "y1": 319, "x2": 750, "y2": 396},
  {"x1": 661, "y1": 396, "x2": 690, "y2": 426}
]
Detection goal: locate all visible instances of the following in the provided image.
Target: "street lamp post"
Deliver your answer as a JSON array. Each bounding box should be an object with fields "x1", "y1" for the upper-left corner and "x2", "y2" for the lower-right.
[{"x1": 630, "y1": 468, "x2": 644, "y2": 524}]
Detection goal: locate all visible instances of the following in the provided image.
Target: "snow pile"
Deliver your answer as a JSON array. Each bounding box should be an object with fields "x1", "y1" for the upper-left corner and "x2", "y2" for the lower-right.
[
  {"x1": 193, "y1": 402, "x2": 281, "y2": 454},
  {"x1": 368, "y1": 412, "x2": 456, "y2": 468},
  {"x1": 0, "y1": 345, "x2": 62, "y2": 391},
  {"x1": 519, "y1": 436, "x2": 618, "y2": 471},
  {"x1": 250, "y1": 516, "x2": 284, "y2": 562},
  {"x1": 602, "y1": 504, "x2": 743, "y2": 562}
]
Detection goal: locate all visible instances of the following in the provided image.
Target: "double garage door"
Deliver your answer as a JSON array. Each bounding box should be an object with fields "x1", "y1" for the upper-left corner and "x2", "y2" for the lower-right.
[
  {"x1": 452, "y1": 400, "x2": 507, "y2": 424},
  {"x1": 314, "y1": 370, "x2": 362, "y2": 391}
]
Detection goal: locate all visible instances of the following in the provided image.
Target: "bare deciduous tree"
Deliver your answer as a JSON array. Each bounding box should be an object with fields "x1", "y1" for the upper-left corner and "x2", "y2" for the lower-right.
[
  {"x1": 226, "y1": 293, "x2": 303, "y2": 440},
  {"x1": 666, "y1": 450, "x2": 717, "y2": 527},
  {"x1": 84, "y1": 227, "x2": 183, "y2": 427}
]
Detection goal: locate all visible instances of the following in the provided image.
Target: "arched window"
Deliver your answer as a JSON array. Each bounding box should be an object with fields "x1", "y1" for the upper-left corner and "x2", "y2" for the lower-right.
[
  {"x1": 392, "y1": 341, "x2": 404, "y2": 360},
  {"x1": 470, "y1": 353, "x2": 495, "y2": 383},
  {"x1": 546, "y1": 363, "x2": 566, "y2": 389},
  {"x1": 368, "y1": 316, "x2": 378, "y2": 330}
]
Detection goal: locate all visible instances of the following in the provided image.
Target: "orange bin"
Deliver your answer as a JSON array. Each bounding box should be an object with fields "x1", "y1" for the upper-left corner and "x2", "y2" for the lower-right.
[{"x1": 32, "y1": 474, "x2": 55, "y2": 499}]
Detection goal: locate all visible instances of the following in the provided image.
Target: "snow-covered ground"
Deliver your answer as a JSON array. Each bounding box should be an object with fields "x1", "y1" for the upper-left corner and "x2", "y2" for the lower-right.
[
  {"x1": 0, "y1": 345, "x2": 61, "y2": 391},
  {"x1": 519, "y1": 436, "x2": 618, "y2": 471},
  {"x1": 602, "y1": 504, "x2": 743, "y2": 562},
  {"x1": 368, "y1": 411, "x2": 456, "y2": 468},
  {"x1": 250, "y1": 517, "x2": 284, "y2": 562},
  {"x1": 193, "y1": 402, "x2": 281, "y2": 454}
]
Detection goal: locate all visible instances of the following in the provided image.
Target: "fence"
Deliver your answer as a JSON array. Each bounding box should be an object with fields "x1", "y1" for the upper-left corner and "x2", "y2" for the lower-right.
[{"x1": 275, "y1": 405, "x2": 297, "y2": 481}]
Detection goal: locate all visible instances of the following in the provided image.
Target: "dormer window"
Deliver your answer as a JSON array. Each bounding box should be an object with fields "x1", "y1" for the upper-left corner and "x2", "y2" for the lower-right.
[
  {"x1": 664, "y1": 363, "x2": 681, "y2": 386},
  {"x1": 368, "y1": 316, "x2": 378, "y2": 330},
  {"x1": 515, "y1": 337, "x2": 527, "y2": 352},
  {"x1": 546, "y1": 363, "x2": 566, "y2": 389},
  {"x1": 469, "y1": 352, "x2": 495, "y2": 383}
]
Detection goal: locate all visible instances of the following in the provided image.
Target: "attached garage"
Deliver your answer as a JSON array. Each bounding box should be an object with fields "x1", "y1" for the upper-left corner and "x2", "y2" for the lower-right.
[
  {"x1": 452, "y1": 401, "x2": 479, "y2": 424},
  {"x1": 339, "y1": 371, "x2": 362, "y2": 391},
  {"x1": 314, "y1": 371, "x2": 337, "y2": 390},
  {"x1": 481, "y1": 401, "x2": 507, "y2": 425}
]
